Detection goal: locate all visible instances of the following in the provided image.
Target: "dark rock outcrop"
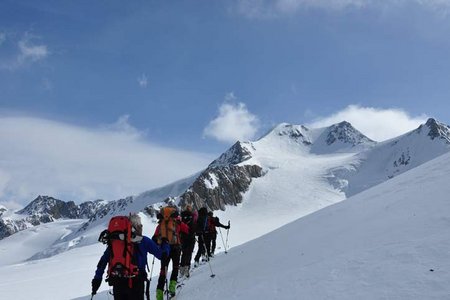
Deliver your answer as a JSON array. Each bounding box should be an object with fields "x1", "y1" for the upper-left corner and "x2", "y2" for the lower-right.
[
  {"x1": 326, "y1": 121, "x2": 375, "y2": 146},
  {"x1": 180, "y1": 164, "x2": 263, "y2": 211},
  {"x1": 209, "y1": 141, "x2": 254, "y2": 167},
  {"x1": 0, "y1": 196, "x2": 109, "y2": 240}
]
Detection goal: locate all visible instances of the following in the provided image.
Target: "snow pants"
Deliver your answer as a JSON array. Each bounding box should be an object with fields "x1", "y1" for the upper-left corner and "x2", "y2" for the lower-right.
[
  {"x1": 111, "y1": 276, "x2": 146, "y2": 300},
  {"x1": 194, "y1": 233, "x2": 211, "y2": 262},
  {"x1": 157, "y1": 245, "x2": 181, "y2": 290},
  {"x1": 180, "y1": 236, "x2": 195, "y2": 267}
]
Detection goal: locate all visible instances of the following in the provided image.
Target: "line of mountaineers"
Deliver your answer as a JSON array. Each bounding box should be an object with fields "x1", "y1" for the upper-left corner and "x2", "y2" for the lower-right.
[{"x1": 91, "y1": 202, "x2": 231, "y2": 300}]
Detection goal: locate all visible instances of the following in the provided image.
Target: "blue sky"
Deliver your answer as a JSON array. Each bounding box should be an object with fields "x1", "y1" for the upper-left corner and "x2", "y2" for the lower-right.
[{"x1": 1, "y1": 0, "x2": 450, "y2": 207}]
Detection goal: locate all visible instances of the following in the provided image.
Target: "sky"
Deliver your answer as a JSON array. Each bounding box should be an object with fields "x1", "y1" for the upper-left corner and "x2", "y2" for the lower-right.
[{"x1": 1, "y1": 0, "x2": 450, "y2": 207}]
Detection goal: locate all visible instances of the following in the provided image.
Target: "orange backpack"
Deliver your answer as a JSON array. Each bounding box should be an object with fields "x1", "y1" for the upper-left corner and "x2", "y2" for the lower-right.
[{"x1": 157, "y1": 206, "x2": 179, "y2": 245}]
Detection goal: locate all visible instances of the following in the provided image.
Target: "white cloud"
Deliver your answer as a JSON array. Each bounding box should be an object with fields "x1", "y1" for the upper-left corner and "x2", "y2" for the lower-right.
[
  {"x1": 234, "y1": 0, "x2": 450, "y2": 18},
  {"x1": 102, "y1": 115, "x2": 144, "y2": 139},
  {"x1": 307, "y1": 105, "x2": 428, "y2": 141},
  {"x1": 203, "y1": 97, "x2": 260, "y2": 144},
  {"x1": 138, "y1": 73, "x2": 148, "y2": 88},
  {"x1": 0, "y1": 115, "x2": 212, "y2": 208},
  {"x1": 17, "y1": 38, "x2": 48, "y2": 63},
  {"x1": 0, "y1": 33, "x2": 49, "y2": 70}
]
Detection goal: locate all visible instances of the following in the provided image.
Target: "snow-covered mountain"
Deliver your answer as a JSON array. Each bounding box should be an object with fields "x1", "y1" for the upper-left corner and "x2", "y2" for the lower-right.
[
  {"x1": 174, "y1": 143, "x2": 450, "y2": 300},
  {"x1": 2, "y1": 118, "x2": 450, "y2": 262},
  {"x1": 339, "y1": 118, "x2": 450, "y2": 196},
  {"x1": 2, "y1": 123, "x2": 450, "y2": 299},
  {"x1": 0, "y1": 196, "x2": 108, "y2": 240}
]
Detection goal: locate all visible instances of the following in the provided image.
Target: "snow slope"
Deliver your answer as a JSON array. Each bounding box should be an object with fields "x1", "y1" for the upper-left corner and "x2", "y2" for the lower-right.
[
  {"x1": 170, "y1": 151, "x2": 450, "y2": 300},
  {"x1": 211, "y1": 130, "x2": 358, "y2": 247},
  {"x1": 0, "y1": 219, "x2": 85, "y2": 266},
  {"x1": 2, "y1": 138, "x2": 450, "y2": 299},
  {"x1": 2, "y1": 118, "x2": 450, "y2": 300}
]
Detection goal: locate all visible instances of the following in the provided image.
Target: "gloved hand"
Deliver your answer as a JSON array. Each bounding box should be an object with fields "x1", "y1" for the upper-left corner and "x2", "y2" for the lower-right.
[
  {"x1": 91, "y1": 278, "x2": 102, "y2": 295},
  {"x1": 225, "y1": 225, "x2": 230, "y2": 230}
]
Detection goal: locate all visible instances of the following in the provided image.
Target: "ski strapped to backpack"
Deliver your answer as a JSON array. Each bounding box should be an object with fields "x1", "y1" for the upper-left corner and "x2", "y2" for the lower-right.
[
  {"x1": 157, "y1": 206, "x2": 179, "y2": 245},
  {"x1": 98, "y1": 215, "x2": 140, "y2": 288}
]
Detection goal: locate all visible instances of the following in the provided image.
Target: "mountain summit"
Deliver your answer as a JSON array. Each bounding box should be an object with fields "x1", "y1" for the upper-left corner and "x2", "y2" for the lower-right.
[
  {"x1": 258, "y1": 121, "x2": 376, "y2": 154},
  {"x1": 414, "y1": 118, "x2": 450, "y2": 143}
]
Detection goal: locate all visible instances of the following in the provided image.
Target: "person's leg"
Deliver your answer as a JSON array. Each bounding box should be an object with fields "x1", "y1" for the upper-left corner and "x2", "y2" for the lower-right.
[
  {"x1": 130, "y1": 277, "x2": 145, "y2": 300},
  {"x1": 204, "y1": 234, "x2": 212, "y2": 258},
  {"x1": 211, "y1": 232, "x2": 217, "y2": 255},
  {"x1": 194, "y1": 235, "x2": 204, "y2": 265},
  {"x1": 170, "y1": 246, "x2": 181, "y2": 282},
  {"x1": 112, "y1": 280, "x2": 129, "y2": 300},
  {"x1": 168, "y1": 246, "x2": 181, "y2": 296},
  {"x1": 156, "y1": 254, "x2": 170, "y2": 300}
]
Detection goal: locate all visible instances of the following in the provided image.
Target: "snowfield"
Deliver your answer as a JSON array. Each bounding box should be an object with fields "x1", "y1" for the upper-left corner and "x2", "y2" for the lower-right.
[
  {"x1": 1, "y1": 119, "x2": 450, "y2": 299},
  {"x1": 173, "y1": 151, "x2": 450, "y2": 300},
  {"x1": 1, "y1": 148, "x2": 450, "y2": 299}
]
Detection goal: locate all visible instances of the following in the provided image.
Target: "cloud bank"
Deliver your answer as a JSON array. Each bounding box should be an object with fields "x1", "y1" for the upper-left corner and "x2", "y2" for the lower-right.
[
  {"x1": 0, "y1": 115, "x2": 212, "y2": 208},
  {"x1": 204, "y1": 95, "x2": 260, "y2": 144},
  {"x1": 234, "y1": 0, "x2": 450, "y2": 18},
  {"x1": 307, "y1": 105, "x2": 428, "y2": 141}
]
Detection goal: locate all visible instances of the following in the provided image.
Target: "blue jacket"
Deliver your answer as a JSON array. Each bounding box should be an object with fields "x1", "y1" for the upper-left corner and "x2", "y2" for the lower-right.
[{"x1": 94, "y1": 236, "x2": 169, "y2": 279}]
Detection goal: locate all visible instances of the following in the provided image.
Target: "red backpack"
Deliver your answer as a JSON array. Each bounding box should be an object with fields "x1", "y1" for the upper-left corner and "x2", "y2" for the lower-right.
[{"x1": 98, "y1": 216, "x2": 140, "y2": 286}]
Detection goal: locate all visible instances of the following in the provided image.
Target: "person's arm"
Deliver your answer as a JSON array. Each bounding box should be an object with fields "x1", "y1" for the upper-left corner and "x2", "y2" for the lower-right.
[
  {"x1": 142, "y1": 235, "x2": 169, "y2": 260},
  {"x1": 91, "y1": 247, "x2": 110, "y2": 295},
  {"x1": 94, "y1": 247, "x2": 110, "y2": 279},
  {"x1": 214, "y1": 217, "x2": 229, "y2": 229},
  {"x1": 179, "y1": 221, "x2": 189, "y2": 234}
]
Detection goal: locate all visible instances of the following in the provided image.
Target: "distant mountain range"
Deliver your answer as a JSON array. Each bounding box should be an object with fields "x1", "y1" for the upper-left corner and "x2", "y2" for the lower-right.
[{"x1": 1, "y1": 118, "x2": 450, "y2": 247}]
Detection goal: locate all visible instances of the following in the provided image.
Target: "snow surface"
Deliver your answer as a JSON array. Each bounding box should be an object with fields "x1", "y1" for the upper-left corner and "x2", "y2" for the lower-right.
[
  {"x1": 172, "y1": 151, "x2": 450, "y2": 300},
  {"x1": 1, "y1": 120, "x2": 450, "y2": 299},
  {"x1": 204, "y1": 172, "x2": 219, "y2": 189},
  {"x1": 2, "y1": 146, "x2": 450, "y2": 299}
]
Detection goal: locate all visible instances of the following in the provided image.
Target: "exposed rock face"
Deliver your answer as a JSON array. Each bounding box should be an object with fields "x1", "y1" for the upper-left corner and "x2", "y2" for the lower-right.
[
  {"x1": 77, "y1": 197, "x2": 133, "y2": 232},
  {"x1": 180, "y1": 165, "x2": 263, "y2": 210},
  {"x1": 176, "y1": 139, "x2": 264, "y2": 211},
  {"x1": 209, "y1": 141, "x2": 254, "y2": 167},
  {"x1": 269, "y1": 124, "x2": 312, "y2": 145},
  {"x1": 326, "y1": 121, "x2": 375, "y2": 146},
  {"x1": 18, "y1": 196, "x2": 79, "y2": 219},
  {"x1": 279, "y1": 125, "x2": 312, "y2": 144},
  {"x1": 418, "y1": 118, "x2": 450, "y2": 143},
  {"x1": 0, "y1": 196, "x2": 108, "y2": 240}
]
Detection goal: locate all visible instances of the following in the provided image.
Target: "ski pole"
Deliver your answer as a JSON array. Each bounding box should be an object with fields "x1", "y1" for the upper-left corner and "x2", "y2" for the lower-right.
[
  {"x1": 165, "y1": 264, "x2": 169, "y2": 300},
  {"x1": 201, "y1": 234, "x2": 215, "y2": 278},
  {"x1": 218, "y1": 228, "x2": 227, "y2": 254},
  {"x1": 146, "y1": 256, "x2": 155, "y2": 300},
  {"x1": 225, "y1": 221, "x2": 230, "y2": 252}
]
